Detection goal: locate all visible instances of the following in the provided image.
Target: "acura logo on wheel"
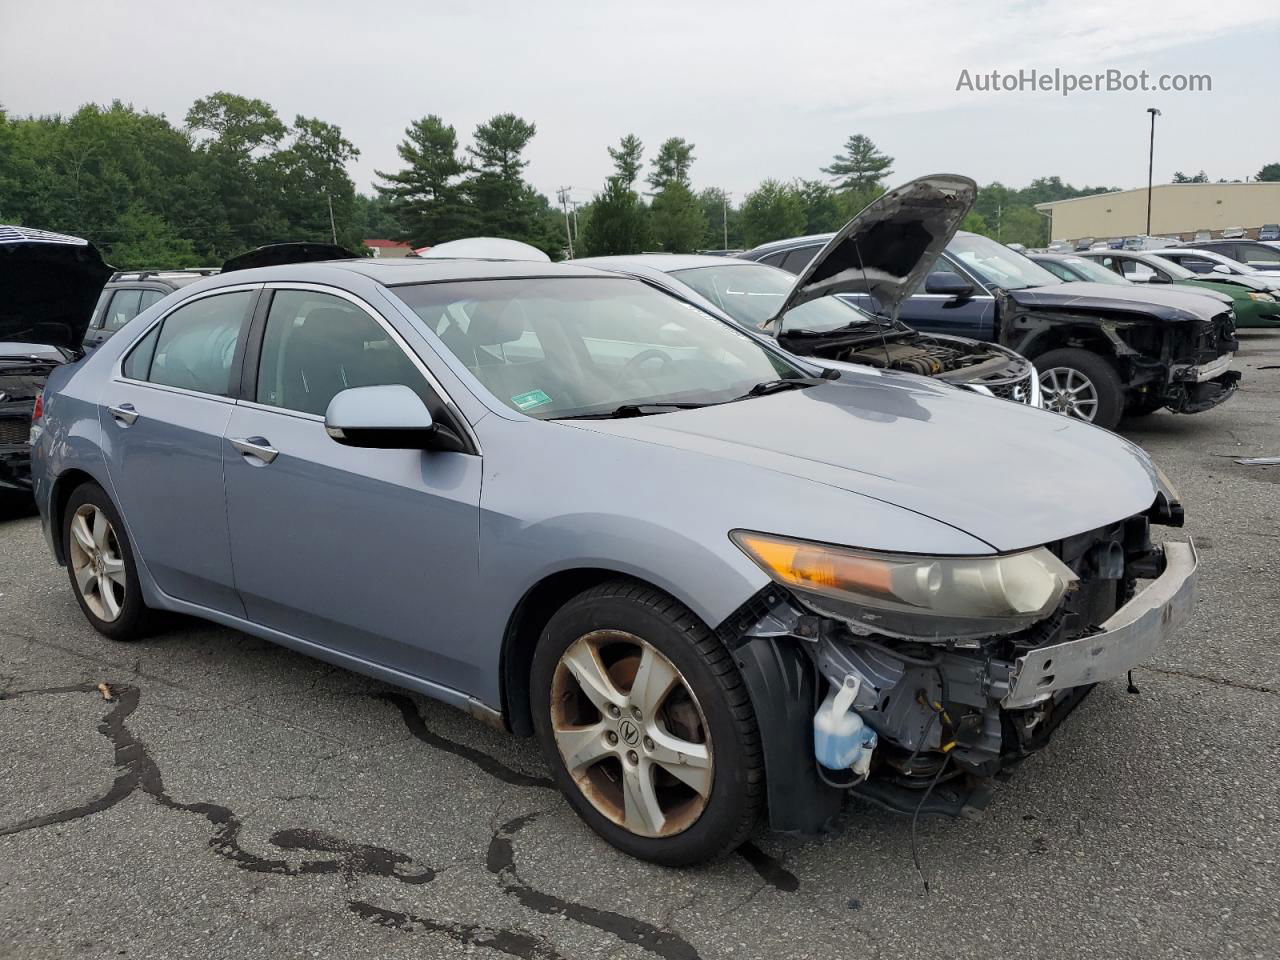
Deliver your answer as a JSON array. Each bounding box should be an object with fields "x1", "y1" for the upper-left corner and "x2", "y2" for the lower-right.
[{"x1": 619, "y1": 719, "x2": 640, "y2": 745}]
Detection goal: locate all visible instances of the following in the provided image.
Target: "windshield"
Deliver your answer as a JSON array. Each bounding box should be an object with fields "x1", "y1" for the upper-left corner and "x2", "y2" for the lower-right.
[
  {"x1": 671, "y1": 263, "x2": 881, "y2": 334},
  {"x1": 1060, "y1": 256, "x2": 1130, "y2": 285},
  {"x1": 1142, "y1": 255, "x2": 1196, "y2": 280},
  {"x1": 949, "y1": 234, "x2": 1062, "y2": 290},
  {"x1": 393, "y1": 276, "x2": 807, "y2": 419}
]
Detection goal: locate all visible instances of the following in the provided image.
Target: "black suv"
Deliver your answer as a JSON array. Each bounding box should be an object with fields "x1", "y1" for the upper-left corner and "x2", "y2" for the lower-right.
[{"x1": 82, "y1": 269, "x2": 219, "y2": 352}]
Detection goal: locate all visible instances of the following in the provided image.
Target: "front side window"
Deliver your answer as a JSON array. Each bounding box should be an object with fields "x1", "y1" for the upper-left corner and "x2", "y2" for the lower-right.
[
  {"x1": 1060, "y1": 256, "x2": 1130, "y2": 285},
  {"x1": 130, "y1": 290, "x2": 252, "y2": 395},
  {"x1": 1242, "y1": 243, "x2": 1280, "y2": 264},
  {"x1": 672, "y1": 263, "x2": 875, "y2": 334},
  {"x1": 948, "y1": 234, "x2": 1062, "y2": 290},
  {"x1": 394, "y1": 276, "x2": 806, "y2": 420},
  {"x1": 255, "y1": 290, "x2": 432, "y2": 417}
]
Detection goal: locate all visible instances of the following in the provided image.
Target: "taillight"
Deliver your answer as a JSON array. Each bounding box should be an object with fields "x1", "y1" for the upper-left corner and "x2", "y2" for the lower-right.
[{"x1": 31, "y1": 390, "x2": 43, "y2": 422}]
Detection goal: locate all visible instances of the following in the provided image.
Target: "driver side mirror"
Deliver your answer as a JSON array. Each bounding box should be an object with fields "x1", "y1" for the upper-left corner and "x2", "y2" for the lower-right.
[
  {"x1": 1211, "y1": 263, "x2": 1232, "y2": 274},
  {"x1": 1147, "y1": 272, "x2": 1172, "y2": 284},
  {"x1": 324, "y1": 384, "x2": 467, "y2": 452},
  {"x1": 924, "y1": 272, "x2": 975, "y2": 299}
]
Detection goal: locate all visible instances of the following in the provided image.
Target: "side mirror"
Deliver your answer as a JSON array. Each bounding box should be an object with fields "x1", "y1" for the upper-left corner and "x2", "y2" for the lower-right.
[
  {"x1": 1211, "y1": 263, "x2": 1232, "y2": 274},
  {"x1": 324, "y1": 384, "x2": 466, "y2": 452},
  {"x1": 924, "y1": 272, "x2": 975, "y2": 298},
  {"x1": 1147, "y1": 272, "x2": 1172, "y2": 284}
]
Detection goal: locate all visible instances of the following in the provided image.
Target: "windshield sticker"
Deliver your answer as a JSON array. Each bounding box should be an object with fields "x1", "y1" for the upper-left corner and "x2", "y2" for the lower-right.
[{"x1": 511, "y1": 389, "x2": 552, "y2": 410}]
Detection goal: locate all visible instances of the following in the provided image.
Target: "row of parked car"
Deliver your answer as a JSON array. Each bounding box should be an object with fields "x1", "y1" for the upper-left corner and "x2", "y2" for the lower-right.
[{"x1": 0, "y1": 176, "x2": 1211, "y2": 864}]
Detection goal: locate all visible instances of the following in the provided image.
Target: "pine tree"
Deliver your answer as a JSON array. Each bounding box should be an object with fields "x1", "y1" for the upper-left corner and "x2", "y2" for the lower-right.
[
  {"x1": 374, "y1": 115, "x2": 470, "y2": 247},
  {"x1": 821, "y1": 134, "x2": 893, "y2": 191},
  {"x1": 608, "y1": 134, "x2": 644, "y2": 188},
  {"x1": 646, "y1": 137, "x2": 695, "y2": 191}
]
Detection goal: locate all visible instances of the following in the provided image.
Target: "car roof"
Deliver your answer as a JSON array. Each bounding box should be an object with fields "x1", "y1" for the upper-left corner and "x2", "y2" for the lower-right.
[
  {"x1": 571, "y1": 254, "x2": 762, "y2": 274},
  {"x1": 201, "y1": 256, "x2": 615, "y2": 288}
]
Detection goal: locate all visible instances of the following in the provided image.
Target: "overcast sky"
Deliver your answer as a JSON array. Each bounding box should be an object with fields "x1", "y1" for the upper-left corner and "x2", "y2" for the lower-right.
[{"x1": 4, "y1": 0, "x2": 1279, "y2": 206}]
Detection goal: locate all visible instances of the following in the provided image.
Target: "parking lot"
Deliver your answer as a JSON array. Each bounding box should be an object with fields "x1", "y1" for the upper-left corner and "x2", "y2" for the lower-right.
[{"x1": 0, "y1": 333, "x2": 1276, "y2": 960}]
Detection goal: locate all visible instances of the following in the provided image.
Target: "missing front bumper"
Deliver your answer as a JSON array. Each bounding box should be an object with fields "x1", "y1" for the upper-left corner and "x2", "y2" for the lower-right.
[{"x1": 1002, "y1": 540, "x2": 1198, "y2": 708}]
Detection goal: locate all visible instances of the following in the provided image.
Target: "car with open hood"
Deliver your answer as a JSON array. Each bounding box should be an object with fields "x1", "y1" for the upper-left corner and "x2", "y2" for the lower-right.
[
  {"x1": 1077, "y1": 249, "x2": 1280, "y2": 329},
  {"x1": 740, "y1": 186, "x2": 1240, "y2": 429},
  {"x1": 1, "y1": 226, "x2": 111, "y2": 492},
  {"x1": 571, "y1": 178, "x2": 1040, "y2": 408},
  {"x1": 32, "y1": 250, "x2": 1197, "y2": 865}
]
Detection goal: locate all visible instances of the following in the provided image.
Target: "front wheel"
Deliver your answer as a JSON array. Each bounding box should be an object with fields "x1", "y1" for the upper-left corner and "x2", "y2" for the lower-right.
[
  {"x1": 530, "y1": 581, "x2": 764, "y2": 865},
  {"x1": 1036, "y1": 348, "x2": 1125, "y2": 430}
]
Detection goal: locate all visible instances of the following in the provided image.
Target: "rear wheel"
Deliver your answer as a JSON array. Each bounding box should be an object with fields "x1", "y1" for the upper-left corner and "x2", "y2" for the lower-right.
[
  {"x1": 1036, "y1": 348, "x2": 1124, "y2": 429},
  {"x1": 63, "y1": 482, "x2": 152, "y2": 641},
  {"x1": 531, "y1": 581, "x2": 764, "y2": 865}
]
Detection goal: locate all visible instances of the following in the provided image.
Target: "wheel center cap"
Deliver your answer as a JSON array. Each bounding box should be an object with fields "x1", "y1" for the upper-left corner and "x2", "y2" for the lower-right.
[{"x1": 618, "y1": 719, "x2": 640, "y2": 746}]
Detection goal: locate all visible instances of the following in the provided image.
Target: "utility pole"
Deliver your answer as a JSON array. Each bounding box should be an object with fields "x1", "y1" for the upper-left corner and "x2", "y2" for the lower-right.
[
  {"x1": 326, "y1": 193, "x2": 338, "y2": 245},
  {"x1": 556, "y1": 186, "x2": 575, "y2": 258},
  {"x1": 1146, "y1": 108, "x2": 1161, "y2": 236},
  {"x1": 996, "y1": 203, "x2": 1002, "y2": 242},
  {"x1": 722, "y1": 191, "x2": 732, "y2": 250}
]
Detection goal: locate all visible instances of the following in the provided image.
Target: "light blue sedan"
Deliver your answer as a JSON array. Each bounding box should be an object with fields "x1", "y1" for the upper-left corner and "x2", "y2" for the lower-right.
[{"x1": 32, "y1": 245, "x2": 1197, "y2": 865}]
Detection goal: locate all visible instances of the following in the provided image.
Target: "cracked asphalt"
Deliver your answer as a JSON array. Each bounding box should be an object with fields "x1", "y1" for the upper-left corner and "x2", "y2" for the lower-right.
[{"x1": 2, "y1": 333, "x2": 1278, "y2": 960}]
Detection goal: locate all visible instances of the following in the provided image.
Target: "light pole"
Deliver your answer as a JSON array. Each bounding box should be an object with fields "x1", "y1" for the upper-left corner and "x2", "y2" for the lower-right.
[{"x1": 1146, "y1": 108, "x2": 1161, "y2": 236}]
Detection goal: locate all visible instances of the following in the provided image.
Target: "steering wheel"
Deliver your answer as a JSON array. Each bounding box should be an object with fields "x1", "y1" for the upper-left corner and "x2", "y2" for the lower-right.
[{"x1": 621, "y1": 349, "x2": 674, "y2": 380}]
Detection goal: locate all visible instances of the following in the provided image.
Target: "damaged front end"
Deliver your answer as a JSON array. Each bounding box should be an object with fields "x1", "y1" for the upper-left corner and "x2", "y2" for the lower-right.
[{"x1": 720, "y1": 500, "x2": 1197, "y2": 833}]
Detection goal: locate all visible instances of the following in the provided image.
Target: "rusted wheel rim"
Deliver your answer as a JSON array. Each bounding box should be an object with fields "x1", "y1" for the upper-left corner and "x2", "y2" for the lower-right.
[
  {"x1": 68, "y1": 504, "x2": 126, "y2": 622},
  {"x1": 549, "y1": 630, "x2": 713, "y2": 838}
]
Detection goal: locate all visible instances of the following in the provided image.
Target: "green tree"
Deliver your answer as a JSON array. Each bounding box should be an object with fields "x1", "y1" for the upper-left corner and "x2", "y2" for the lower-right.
[
  {"x1": 270, "y1": 116, "x2": 361, "y2": 247},
  {"x1": 646, "y1": 137, "x2": 695, "y2": 191},
  {"x1": 375, "y1": 115, "x2": 471, "y2": 246},
  {"x1": 1254, "y1": 163, "x2": 1280, "y2": 182},
  {"x1": 109, "y1": 204, "x2": 199, "y2": 268},
  {"x1": 795, "y1": 179, "x2": 843, "y2": 234},
  {"x1": 821, "y1": 134, "x2": 893, "y2": 191},
  {"x1": 960, "y1": 211, "x2": 990, "y2": 236},
  {"x1": 740, "y1": 179, "x2": 806, "y2": 247},
  {"x1": 999, "y1": 205, "x2": 1047, "y2": 247},
  {"x1": 649, "y1": 181, "x2": 706, "y2": 253},
  {"x1": 465, "y1": 113, "x2": 544, "y2": 245},
  {"x1": 1172, "y1": 170, "x2": 1208, "y2": 183},
  {"x1": 608, "y1": 134, "x2": 644, "y2": 188},
  {"x1": 580, "y1": 176, "x2": 650, "y2": 256}
]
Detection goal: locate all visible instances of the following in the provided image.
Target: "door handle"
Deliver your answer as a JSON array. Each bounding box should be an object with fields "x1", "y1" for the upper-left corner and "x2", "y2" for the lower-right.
[
  {"x1": 230, "y1": 436, "x2": 279, "y2": 464},
  {"x1": 107, "y1": 403, "x2": 138, "y2": 425}
]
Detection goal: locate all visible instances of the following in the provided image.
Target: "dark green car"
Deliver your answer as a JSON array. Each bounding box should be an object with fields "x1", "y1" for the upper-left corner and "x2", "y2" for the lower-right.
[{"x1": 1069, "y1": 251, "x2": 1280, "y2": 328}]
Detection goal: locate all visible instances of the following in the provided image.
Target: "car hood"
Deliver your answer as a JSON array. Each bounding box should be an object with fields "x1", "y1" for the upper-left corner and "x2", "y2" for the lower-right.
[
  {"x1": 221, "y1": 242, "x2": 358, "y2": 273},
  {"x1": 0, "y1": 226, "x2": 111, "y2": 351},
  {"x1": 566, "y1": 373, "x2": 1160, "y2": 553},
  {"x1": 1007, "y1": 282, "x2": 1228, "y2": 322},
  {"x1": 1188, "y1": 274, "x2": 1273, "y2": 294},
  {"x1": 771, "y1": 174, "x2": 976, "y2": 325}
]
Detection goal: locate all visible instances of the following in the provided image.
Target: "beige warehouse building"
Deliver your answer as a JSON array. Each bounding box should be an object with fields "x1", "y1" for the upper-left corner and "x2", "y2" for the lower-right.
[{"x1": 1035, "y1": 182, "x2": 1280, "y2": 244}]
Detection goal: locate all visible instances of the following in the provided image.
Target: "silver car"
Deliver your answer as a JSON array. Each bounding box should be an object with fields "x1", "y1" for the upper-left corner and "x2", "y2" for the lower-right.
[{"x1": 32, "y1": 244, "x2": 1197, "y2": 865}]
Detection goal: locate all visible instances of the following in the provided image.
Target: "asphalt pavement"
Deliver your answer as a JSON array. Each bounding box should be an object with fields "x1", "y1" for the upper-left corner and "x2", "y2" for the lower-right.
[{"x1": 2, "y1": 334, "x2": 1277, "y2": 960}]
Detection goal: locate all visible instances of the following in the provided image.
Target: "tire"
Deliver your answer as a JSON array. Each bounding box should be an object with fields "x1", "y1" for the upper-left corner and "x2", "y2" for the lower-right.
[
  {"x1": 63, "y1": 481, "x2": 153, "y2": 641},
  {"x1": 1036, "y1": 348, "x2": 1125, "y2": 430},
  {"x1": 530, "y1": 580, "x2": 764, "y2": 865}
]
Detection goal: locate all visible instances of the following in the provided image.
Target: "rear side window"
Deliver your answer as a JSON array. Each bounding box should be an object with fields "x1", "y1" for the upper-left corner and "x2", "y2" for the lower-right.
[
  {"x1": 104, "y1": 290, "x2": 143, "y2": 331},
  {"x1": 124, "y1": 291, "x2": 251, "y2": 396},
  {"x1": 780, "y1": 247, "x2": 819, "y2": 275},
  {"x1": 1243, "y1": 243, "x2": 1280, "y2": 264}
]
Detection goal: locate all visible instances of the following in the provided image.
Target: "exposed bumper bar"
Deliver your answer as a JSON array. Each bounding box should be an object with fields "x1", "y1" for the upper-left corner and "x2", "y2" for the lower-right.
[
  {"x1": 1002, "y1": 540, "x2": 1198, "y2": 709},
  {"x1": 1179, "y1": 352, "x2": 1234, "y2": 383}
]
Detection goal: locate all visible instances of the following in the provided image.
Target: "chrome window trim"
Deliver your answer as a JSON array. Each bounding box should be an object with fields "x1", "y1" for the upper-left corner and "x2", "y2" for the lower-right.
[
  {"x1": 110, "y1": 283, "x2": 262, "y2": 402},
  {"x1": 258, "y1": 281, "x2": 482, "y2": 455},
  {"x1": 235, "y1": 399, "x2": 325, "y2": 423}
]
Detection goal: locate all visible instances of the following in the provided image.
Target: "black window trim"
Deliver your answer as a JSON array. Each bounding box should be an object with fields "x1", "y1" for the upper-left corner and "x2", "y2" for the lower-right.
[
  {"x1": 237, "y1": 281, "x2": 481, "y2": 456},
  {"x1": 113, "y1": 283, "x2": 262, "y2": 403}
]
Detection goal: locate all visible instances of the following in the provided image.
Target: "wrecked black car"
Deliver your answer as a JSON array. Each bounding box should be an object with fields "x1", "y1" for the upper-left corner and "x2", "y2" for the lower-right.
[
  {"x1": 740, "y1": 182, "x2": 1240, "y2": 430},
  {"x1": 1, "y1": 226, "x2": 111, "y2": 493}
]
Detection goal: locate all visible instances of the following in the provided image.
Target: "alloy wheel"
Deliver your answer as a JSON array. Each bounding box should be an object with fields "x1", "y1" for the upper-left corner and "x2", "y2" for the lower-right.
[
  {"x1": 549, "y1": 630, "x2": 713, "y2": 838},
  {"x1": 68, "y1": 504, "x2": 127, "y2": 622},
  {"x1": 1040, "y1": 366, "x2": 1099, "y2": 421}
]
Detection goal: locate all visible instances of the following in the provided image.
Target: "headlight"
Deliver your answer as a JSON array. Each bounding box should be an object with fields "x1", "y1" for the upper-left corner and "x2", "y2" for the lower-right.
[
  {"x1": 731, "y1": 530, "x2": 1076, "y2": 642},
  {"x1": 1247, "y1": 292, "x2": 1276, "y2": 302}
]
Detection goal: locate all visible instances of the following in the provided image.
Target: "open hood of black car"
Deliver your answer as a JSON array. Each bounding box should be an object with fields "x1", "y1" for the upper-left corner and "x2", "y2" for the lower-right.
[
  {"x1": 221, "y1": 242, "x2": 358, "y2": 273},
  {"x1": 768, "y1": 174, "x2": 976, "y2": 326},
  {"x1": 0, "y1": 226, "x2": 112, "y2": 352}
]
